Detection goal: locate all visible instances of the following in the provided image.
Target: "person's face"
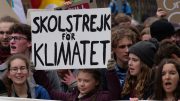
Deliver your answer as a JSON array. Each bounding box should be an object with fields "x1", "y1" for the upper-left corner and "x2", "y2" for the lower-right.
[
  {"x1": 9, "y1": 33, "x2": 31, "y2": 54},
  {"x1": 128, "y1": 53, "x2": 141, "y2": 76},
  {"x1": 141, "y1": 34, "x2": 152, "y2": 41},
  {"x1": 162, "y1": 63, "x2": 179, "y2": 94},
  {"x1": 113, "y1": 37, "x2": 132, "y2": 65},
  {"x1": 77, "y1": 71, "x2": 99, "y2": 95},
  {"x1": 0, "y1": 22, "x2": 14, "y2": 47},
  {"x1": 8, "y1": 58, "x2": 29, "y2": 85}
]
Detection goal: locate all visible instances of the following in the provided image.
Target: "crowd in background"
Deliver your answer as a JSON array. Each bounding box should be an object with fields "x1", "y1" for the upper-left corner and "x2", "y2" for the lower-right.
[{"x1": 0, "y1": 0, "x2": 180, "y2": 101}]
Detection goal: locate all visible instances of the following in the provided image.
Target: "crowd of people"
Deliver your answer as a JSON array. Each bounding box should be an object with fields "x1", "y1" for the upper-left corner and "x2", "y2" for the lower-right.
[{"x1": 0, "y1": 0, "x2": 180, "y2": 101}]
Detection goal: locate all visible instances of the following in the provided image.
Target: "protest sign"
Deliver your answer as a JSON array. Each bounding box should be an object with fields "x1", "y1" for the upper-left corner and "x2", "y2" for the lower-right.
[
  {"x1": 31, "y1": 8, "x2": 111, "y2": 70},
  {"x1": 55, "y1": 0, "x2": 97, "y2": 10},
  {"x1": 156, "y1": 0, "x2": 180, "y2": 23}
]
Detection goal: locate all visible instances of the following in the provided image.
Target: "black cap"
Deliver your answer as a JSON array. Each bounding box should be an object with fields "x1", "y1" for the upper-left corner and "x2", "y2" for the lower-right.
[
  {"x1": 129, "y1": 38, "x2": 158, "y2": 67},
  {"x1": 150, "y1": 19, "x2": 175, "y2": 41}
]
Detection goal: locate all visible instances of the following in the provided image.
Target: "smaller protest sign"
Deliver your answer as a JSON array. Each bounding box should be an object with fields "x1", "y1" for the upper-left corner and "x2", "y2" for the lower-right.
[
  {"x1": 156, "y1": 0, "x2": 180, "y2": 23},
  {"x1": 55, "y1": 0, "x2": 97, "y2": 10}
]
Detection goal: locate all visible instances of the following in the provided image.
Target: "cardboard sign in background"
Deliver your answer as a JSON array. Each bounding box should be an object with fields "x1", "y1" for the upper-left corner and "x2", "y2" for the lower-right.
[
  {"x1": 31, "y1": 8, "x2": 111, "y2": 70},
  {"x1": 156, "y1": 0, "x2": 180, "y2": 24}
]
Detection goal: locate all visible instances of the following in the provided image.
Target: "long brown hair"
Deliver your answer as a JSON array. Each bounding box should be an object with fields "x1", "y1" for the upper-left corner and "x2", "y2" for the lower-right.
[
  {"x1": 121, "y1": 61, "x2": 152, "y2": 99},
  {"x1": 6, "y1": 54, "x2": 30, "y2": 96},
  {"x1": 152, "y1": 59, "x2": 180, "y2": 100}
]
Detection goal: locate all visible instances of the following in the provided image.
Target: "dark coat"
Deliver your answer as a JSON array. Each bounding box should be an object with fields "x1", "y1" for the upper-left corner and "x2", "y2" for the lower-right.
[
  {"x1": 49, "y1": 87, "x2": 110, "y2": 101},
  {"x1": 34, "y1": 70, "x2": 122, "y2": 101}
]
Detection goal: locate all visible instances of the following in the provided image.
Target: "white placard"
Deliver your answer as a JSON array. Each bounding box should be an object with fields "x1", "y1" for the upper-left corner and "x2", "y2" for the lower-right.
[{"x1": 31, "y1": 8, "x2": 111, "y2": 70}]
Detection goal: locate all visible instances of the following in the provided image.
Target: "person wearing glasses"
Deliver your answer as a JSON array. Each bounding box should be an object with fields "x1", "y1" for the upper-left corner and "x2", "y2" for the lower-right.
[
  {"x1": 6, "y1": 54, "x2": 50, "y2": 99},
  {"x1": 7, "y1": 23, "x2": 63, "y2": 96},
  {"x1": 0, "y1": 23, "x2": 33, "y2": 96},
  {"x1": 0, "y1": 16, "x2": 19, "y2": 95},
  {"x1": 0, "y1": 23, "x2": 62, "y2": 98},
  {"x1": 8, "y1": 23, "x2": 32, "y2": 56}
]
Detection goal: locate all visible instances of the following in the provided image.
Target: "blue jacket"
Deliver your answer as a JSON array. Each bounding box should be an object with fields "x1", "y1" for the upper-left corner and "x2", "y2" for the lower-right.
[
  {"x1": 34, "y1": 84, "x2": 51, "y2": 99},
  {"x1": 109, "y1": 0, "x2": 132, "y2": 16},
  {"x1": 109, "y1": 0, "x2": 119, "y2": 14},
  {"x1": 121, "y1": 2, "x2": 132, "y2": 16}
]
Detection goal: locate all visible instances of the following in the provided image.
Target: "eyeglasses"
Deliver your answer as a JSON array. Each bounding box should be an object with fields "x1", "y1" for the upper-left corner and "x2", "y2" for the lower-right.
[
  {"x1": 8, "y1": 36, "x2": 27, "y2": 41},
  {"x1": 0, "y1": 31, "x2": 11, "y2": 35},
  {"x1": 10, "y1": 66, "x2": 28, "y2": 73}
]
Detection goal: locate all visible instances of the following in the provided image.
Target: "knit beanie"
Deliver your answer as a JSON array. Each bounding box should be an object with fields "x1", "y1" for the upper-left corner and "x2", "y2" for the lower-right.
[
  {"x1": 150, "y1": 19, "x2": 175, "y2": 41},
  {"x1": 129, "y1": 38, "x2": 158, "y2": 67}
]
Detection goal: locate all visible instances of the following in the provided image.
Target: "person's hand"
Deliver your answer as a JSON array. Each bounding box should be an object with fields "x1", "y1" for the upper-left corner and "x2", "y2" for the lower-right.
[
  {"x1": 107, "y1": 58, "x2": 116, "y2": 70},
  {"x1": 61, "y1": 69, "x2": 76, "y2": 86},
  {"x1": 156, "y1": 8, "x2": 167, "y2": 18}
]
